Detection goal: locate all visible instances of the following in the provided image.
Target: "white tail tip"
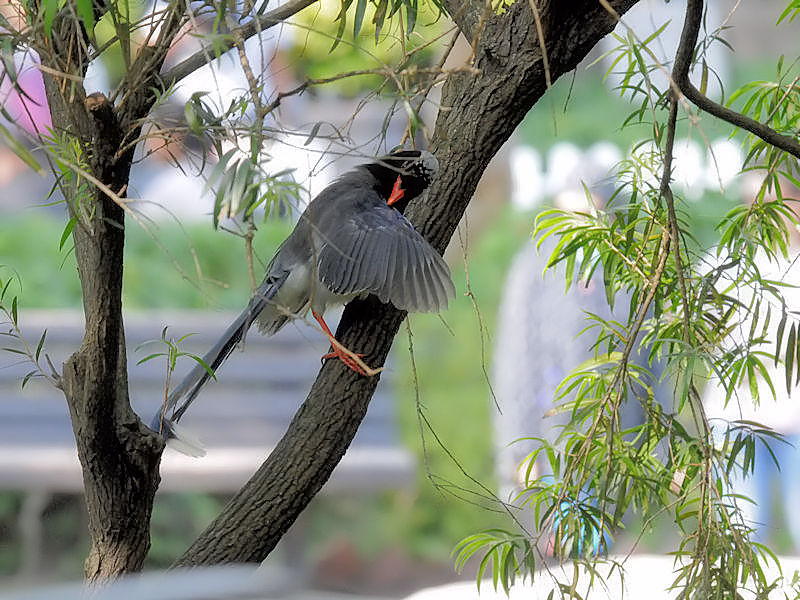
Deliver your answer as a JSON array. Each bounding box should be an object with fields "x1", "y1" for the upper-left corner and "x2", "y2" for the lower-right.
[{"x1": 164, "y1": 421, "x2": 207, "y2": 457}]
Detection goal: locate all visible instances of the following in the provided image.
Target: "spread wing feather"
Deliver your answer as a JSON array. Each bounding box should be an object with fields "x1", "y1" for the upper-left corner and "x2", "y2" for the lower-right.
[
  {"x1": 326, "y1": 229, "x2": 357, "y2": 291},
  {"x1": 317, "y1": 196, "x2": 454, "y2": 313},
  {"x1": 422, "y1": 258, "x2": 443, "y2": 312},
  {"x1": 383, "y1": 236, "x2": 398, "y2": 302},
  {"x1": 404, "y1": 244, "x2": 422, "y2": 310},
  {"x1": 423, "y1": 259, "x2": 440, "y2": 312},
  {"x1": 410, "y1": 246, "x2": 431, "y2": 311}
]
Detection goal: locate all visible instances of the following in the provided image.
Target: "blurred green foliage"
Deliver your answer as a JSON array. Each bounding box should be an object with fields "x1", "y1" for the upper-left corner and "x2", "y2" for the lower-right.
[
  {"x1": 147, "y1": 493, "x2": 227, "y2": 568},
  {"x1": 518, "y1": 58, "x2": 772, "y2": 156},
  {"x1": 0, "y1": 212, "x2": 293, "y2": 310},
  {"x1": 288, "y1": 0, "x2": 447, "y2": 97},
  {"x1": 0, "y1": 493, "x2": 21, "y2": 575}
]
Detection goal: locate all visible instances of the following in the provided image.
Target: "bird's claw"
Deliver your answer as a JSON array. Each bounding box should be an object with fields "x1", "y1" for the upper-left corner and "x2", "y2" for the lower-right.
[{"x1": 321, "y1": 341, "x2": 383, "y2": 377}]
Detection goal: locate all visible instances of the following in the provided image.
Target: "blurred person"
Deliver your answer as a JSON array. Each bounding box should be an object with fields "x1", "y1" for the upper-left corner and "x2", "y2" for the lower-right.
[
  {"x1": 701, "y1": 180, "x2": 800, "y2": 552},
  {"x1": 492, "y1": 178, "x2": 667, "y2": 556},
  {"x1": 492, "y1": 233, "x2": 618, "y2": 503}
]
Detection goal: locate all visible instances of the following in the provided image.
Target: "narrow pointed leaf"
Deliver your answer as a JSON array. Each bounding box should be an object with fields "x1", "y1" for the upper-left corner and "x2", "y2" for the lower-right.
[
  {"x1": 786, "y1": 323, "x2": 796, "y2": 395},
  {"x1": 35, "y1": 329, "x2": 47, "y2": 361},
  {"x1": 76, "y1": 0, "x2": 95, "y2": 33},
  {"x1": 304, "y1": 122, "x2": 323, "y2": 146},
  {"x1": 330, "y1": 0, "x2": 351, "y2": 52},
  {"x1": 43, "y1": 0, "x2": 59, "y2": 36},
  {"x1": 136, "y1": 352, "x2": 167, "y2": 365},
  {"x1": 406, "y1": 0, "x2": 417, "y2": 34},
  {"x1": 59, "y1": 217, "x2": 76, "y2": 251},
  {"x1": 796, "y1": 323, "x2": 800, "y2": 386},
  {"x1": 775, "y1": 311, "x2": 787, "y2": 366},
  {"x1": 353, "y1": 0, "x2": 367, "y2": 38},
  {"x1": 373, "y1": 0, "x2": 388, "y2": 42},
  {"x1": 21, "y1": 370, "x2": 38, "y2": 389},
  {"x1": 0, "y1": 124, "x2": 44, "y2": 173}
]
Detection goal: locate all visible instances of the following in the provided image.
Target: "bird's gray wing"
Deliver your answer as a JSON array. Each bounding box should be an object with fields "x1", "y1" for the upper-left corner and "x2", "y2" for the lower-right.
[{"x1": 317, "y1": 199, "x2": 455, "y2": 313}]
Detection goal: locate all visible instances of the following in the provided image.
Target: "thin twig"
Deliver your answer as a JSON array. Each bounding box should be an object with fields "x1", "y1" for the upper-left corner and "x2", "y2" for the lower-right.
[
  {"x1": 456, "y1": 215, "x2": 499, "y2": 411},
  {"x1": 233, "y1": 24, "x2": 265, "y2": 123},
  {"x1": 526, "y1": 0, "x2": 551, "y2": 89},
  {"x1": 0, "y1": 311, "x2": 62, "y2": 389},
  {"x1": 245, "y1": 223, "x2": 257, "y2": 293}
]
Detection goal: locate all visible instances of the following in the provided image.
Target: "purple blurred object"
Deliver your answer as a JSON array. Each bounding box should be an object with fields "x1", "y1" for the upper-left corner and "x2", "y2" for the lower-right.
[{"x1": 1, "y1": 52, "x2": 51, "y2": 135}]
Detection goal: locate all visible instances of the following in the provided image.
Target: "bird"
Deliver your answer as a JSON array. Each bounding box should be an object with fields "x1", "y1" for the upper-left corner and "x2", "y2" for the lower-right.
[{"x1": 153, "y1": 149, "x2": 454, "y2": 455}]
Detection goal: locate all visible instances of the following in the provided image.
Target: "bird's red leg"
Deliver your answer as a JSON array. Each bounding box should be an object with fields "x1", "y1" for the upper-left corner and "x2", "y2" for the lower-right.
[
  {"x1": 312, "y1": 310, "x2": 383, "y2": 377},
  {"x1": 387, "y1": 175, "x2": 405, "y2": 206}
]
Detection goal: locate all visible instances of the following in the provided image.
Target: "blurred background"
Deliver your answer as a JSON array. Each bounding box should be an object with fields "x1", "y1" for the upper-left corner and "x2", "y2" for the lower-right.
[{"x1": 0, "y1": 0, "x2": 798, "y2": 598}]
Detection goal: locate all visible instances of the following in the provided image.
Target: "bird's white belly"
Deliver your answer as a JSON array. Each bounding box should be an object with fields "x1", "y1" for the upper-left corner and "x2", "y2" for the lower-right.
[{"x1": 274, "y1": 262, "x2": 357, "y2": 317}]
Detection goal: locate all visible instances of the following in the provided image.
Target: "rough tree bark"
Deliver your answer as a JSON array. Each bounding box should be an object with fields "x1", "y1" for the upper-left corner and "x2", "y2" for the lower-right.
[
  {"x1": 58, "y1": 92, "x2": 164, "y2": 579},
  {"x1": 35, "y1": 17, "x2": 163, "y2": 577},
  {"x1": 175, "y1": 0, "x2": 640, "y2": 567},
  {"x1": 35, "y1": 6, "x2": 187, "y2": 580}
]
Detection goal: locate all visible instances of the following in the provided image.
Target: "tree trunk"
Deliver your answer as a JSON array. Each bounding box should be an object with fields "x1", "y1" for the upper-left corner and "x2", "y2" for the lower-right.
[
  {"x1": 176, "y1": 0, "x2": 639, "y2": 566},
  {"x1": 175, "y1": 298, "x2": 406, "y2": 565},
  {"x1": 38, "y1": 20, "x2": 166, "y2": 578},
  {"x1": 59, "y1": 94, "x2": 164, "y2": 580}
]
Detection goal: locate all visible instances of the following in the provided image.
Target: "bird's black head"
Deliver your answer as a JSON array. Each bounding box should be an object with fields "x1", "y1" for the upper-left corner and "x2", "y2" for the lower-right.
[{"x1": 363, "y1": 149, "x2": 439, "y2": 213}]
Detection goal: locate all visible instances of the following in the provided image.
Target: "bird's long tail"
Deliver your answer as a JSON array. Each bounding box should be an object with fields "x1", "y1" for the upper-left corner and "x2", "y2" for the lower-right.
[{"x1": 151, "y1": 296, "x2": 266, "y2": 456}]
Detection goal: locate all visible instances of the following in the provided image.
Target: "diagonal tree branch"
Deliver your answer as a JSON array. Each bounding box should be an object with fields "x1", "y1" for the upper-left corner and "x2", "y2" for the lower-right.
[
  {"x1": 159, "y1": 0, "x2": 319, "y2": 87},
  {"x1": 174, "y1": 0, "x2": 640, "y2": 567},
  {"x1": 675, "y1": 0, "x2": 800, "y2": 160}
]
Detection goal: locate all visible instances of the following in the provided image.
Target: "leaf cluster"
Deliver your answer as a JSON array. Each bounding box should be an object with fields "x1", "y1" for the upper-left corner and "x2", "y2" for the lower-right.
[
  {"x1": 0, "y1": 268, "x2": 59, "y2": 390},
  {"x1": 457, "y1": 3, "x2": 800, "y2": 596},
  {"x1": 333, "y1": 0, "x2": 444, "y2": 48}
]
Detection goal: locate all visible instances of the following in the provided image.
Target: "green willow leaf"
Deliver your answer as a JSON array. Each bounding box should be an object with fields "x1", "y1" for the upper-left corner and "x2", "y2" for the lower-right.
[
  {"x1": 35, "y1": 329, "x2": 47, "y2": 361},
  {"x1": 21, "y1": 370, "x2": 38, "y2": 389},
  {"x1": 785, "y1": 323, "x2": 796, "y2": 395},
  {"x1": 76, "y1": 0, "x2": 95, "y2": 33},
  {"x1": 796, "y1": 323, "x2": 800, "y2": 386},
  {"x1": 372, "y1": 0, "x2": 388, "y2": 41},
  {"x1": 777, "y1": 1, "x2": 800, "y2": 25},
  {"x1": 405, "y1": 0, "x2": 418, "y2": 33},
  {"x1": 304, "y1": 122, "x2": 323, "y2": 146},
  {"x1": 353, "y1": 0, "x2": 367, "y2": 38},
  {"x1": 0, "y1": 124, "x2": 43, "y2": 174},
  {"x1": 330, "y1": 0, "x2": 353, "y2": 51},
  {"x1": 59, "y1": 217, "x2": 76, "y2": 251},
  {"x1": 42, "y1": 0, "x2": 59, "y2": 36}
]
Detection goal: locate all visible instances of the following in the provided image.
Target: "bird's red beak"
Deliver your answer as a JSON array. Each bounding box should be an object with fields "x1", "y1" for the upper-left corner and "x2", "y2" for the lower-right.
[{"x1": 387, "y1": 175, "x2": 405, "y2": 206}]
